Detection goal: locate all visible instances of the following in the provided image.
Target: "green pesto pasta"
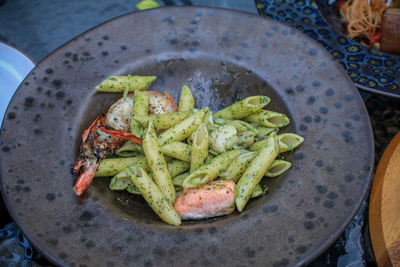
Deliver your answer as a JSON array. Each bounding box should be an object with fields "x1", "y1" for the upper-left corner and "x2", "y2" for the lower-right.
[
  {"x1": 160, "y1": 142, "x2": 192, "y2": 162},
  {"x1": 115, "y1": 140, "x2": 144, "y2": 157},
  {"x1": 265, "y1": 160, "x2": 292, "y2": 177},
  {"x1": 219, "y1": 151, "x2": 256, "y2": 182},
  {"x1": 127, "y1": 166, "x2": 181, "y2": 226},
  {"x1": 277, "y1": 133, "x2": 304, "y2": 153},
  {"x1": 225, "y1": 120, "x2": 258, "y2": 134},
  {"x1": 172, "y1": 172, "x2": 189, "y2": 187},
  {"x1": 237, "y1": 131, "x2": 256, "y2": 148},
  {"x1": 178, "y1": 85, "x2": 195, "y2": 112},
  {"x1": 95, "y1": 75, "x2": 156, "y2": 92},
  {"x1": 250, "y1": 133, "x2": 304, "y2": 153},
  {"x1": 130, "y1": 91, "x2": 150, "y2": 138},
  {"x1": 143, "y1": 121, "x2": 176, "y2": 203},
  {"x1": 167, "y1": 160, "x2": 190, "y2": 178},
  {"x1": 158, "y1": 108, "x2": 207, "y2": 146},
  {"x1": 95, "y1": 155, "x2": 148, "y2": 177},
  {"x1": 250, "y1": 184, "x2": 266, "y2": 198},
  {"x1": 236, "y1": 132, "x2": 279, "y2": 212},
  {"x1": 190, "y1": 123, "x2": 209, "y2": 173},
  {"x1": 255, "y1": 125, "x2": 278, "y2": 138},
  {"x1": 133, "y1": 111, "x2": 191, "y2": 131},
  {"x1": 244, "y1": 110, "x2": 290, "y2": 128},
  {"x1": 182, "y1": 149, "x2": 241, "y2": 188},
  {"x1": 212, "y1": 96, "x2": 270, "y2": 120}
]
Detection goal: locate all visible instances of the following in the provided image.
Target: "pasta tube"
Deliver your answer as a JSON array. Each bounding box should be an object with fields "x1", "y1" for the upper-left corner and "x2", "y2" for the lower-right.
[
  {"x1": 158, "y1": 108, "x2": 207, "y2": 146},
  {"x1": 190, "y1": 124, "x2": 209, "y2": 173},
  {"x1": 130, "y1": 91, "x2": 150, "y2": 138},
  {"x1": 244, "y1": 110, "x2": 290, "y2": 128},
  {"x1": 133, "y1": 111, "x2": 190, "y2": 131},
  {"x1": 225, "y1": 120, "x2": 258, "y2": 134},
  {"x1": 95, "y1": 156, "x2": 148, "y2": 177},
  {"x1": 249, "y1": 133, "x2": 303, "y2": 154},
  {"x1": 212, "y1": 96, "x2": 270, "y2": 120},
  {"x1": 109, "y1": 171, "x2": 132, "y2": 190},
  {"x1": 265, "y1": 160, "x2": 292, "y2": 177},
  {"x1": 95, "y1": 75, "x2": 156, "y2": 92},
  {"x1": 161, "y1": 142, "x2": 192, "y2": 162},
  {"x1": 127, "y1": 166, "x2": 181, "y2": 226},
  {"x1": 236, "y1": 132, "x2": 279, "y2": 212},
  {"x1": 143, "y1": 121, "x2": 176, "y2": 203},
  {"x1": 219, "y1": 151, "x2": 256, "y2": 182},
  {"x1": 237, "y1": 131, "x2": 256, "y2": 148},
  {"x1": 278, "y1": 133, "x2": 304, "y2": 153},
  {"x1": 183, "y1": 149, "x2": 241, "y2": 188},
  {"x1": 168, "y1": 160, "x2": 190, "y2": 178},
  {"x1": 178, "y1": 85, "x2": 195, "y2": 112},
  {"x1": 115, "y1": 140, "x2": 144, "y2": 157},
  {"x1": 250, "y1": 184, "x2": 266, "y2": 198},
  {"x1": 255, "y1": 125, "x2": 277, "y2": 138},
  {"x1": 172, "y1": 172, "x2": 189, "y2": 187}
]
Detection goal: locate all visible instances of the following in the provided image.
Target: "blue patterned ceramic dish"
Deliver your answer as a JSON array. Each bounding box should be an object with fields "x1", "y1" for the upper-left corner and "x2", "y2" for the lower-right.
[{"x1": 255, "y1": 0, "x2": 400, "y2": 98}]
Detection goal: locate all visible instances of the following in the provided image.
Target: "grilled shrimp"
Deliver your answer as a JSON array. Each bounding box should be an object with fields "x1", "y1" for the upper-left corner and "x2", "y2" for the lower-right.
[
  {"x1": 174, "y1": 180, "x2": 236, "y2": 220},
  {"x1": 72, "y1": 91, "x2": 177, "y2": 196}
]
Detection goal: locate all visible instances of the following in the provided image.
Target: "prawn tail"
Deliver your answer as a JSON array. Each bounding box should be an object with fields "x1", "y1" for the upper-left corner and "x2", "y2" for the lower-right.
[
  {"x1": 71, "y1": 160, "x2": 84, "y2": 176},
  {"x1": 73, "y1": 163, "x2": 98, "y2": 196}
]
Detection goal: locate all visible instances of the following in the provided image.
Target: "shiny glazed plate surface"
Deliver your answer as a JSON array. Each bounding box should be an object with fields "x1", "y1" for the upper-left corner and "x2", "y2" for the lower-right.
[{"x1": 0, "y1": 7, "x2": 374, "y2": 266}]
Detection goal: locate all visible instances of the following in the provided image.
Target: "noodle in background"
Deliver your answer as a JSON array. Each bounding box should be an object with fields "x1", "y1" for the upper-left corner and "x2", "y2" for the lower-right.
[{"x1": 340, "y1": 0, "x2": 389, "y2": 41}]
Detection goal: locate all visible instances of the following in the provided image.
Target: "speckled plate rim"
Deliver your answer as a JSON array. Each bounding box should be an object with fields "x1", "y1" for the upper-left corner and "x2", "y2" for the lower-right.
[
  {"x1": 254, "y1": 0, "x2": 400, "y2": 99},
  {"x1": 0, "y1": 6, "x2": 375, "y2": 266}
]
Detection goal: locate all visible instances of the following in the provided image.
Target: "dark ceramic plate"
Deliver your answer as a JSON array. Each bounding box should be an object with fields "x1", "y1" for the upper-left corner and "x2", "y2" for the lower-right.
[
  {"x1": 255, "y1": 0, "x2": 400, "y2": 98},
  {"x1": 0, "y1": 6, "x2": 374, "y2": 267}
]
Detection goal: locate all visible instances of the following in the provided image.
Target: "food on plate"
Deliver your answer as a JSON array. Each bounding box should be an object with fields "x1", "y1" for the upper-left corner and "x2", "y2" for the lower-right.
[
  {"x1": 339, "y1": 0, "x2": 400, "y2": 53},
  {"x1": 72, "y1": 75, "x2": 304, "y2": 225}
]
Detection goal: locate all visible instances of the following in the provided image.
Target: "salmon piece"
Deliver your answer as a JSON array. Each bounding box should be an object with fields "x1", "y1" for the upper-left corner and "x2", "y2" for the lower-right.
[{"x1": 174, "y1": 180, "x2": 236, "y2": 220}]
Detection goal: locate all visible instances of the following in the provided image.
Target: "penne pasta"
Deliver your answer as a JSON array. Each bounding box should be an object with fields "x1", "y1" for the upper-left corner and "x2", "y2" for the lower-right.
[
  {"x1": 143, "y1": 121, "x2": 176, "y2": 203},
  {"x1": 109, "y1": 170, "x2": 132, "y2": 190},
  {"x1": 168, "y1": 160, "x2": 190, "y2": 178},
  {"x1": 130, "y1": 91, "x2": 150, "y2": 138},
  {"x1": 115, "y1": 140, "x2": 144, "y2": 157},
  {"x1": 265, "y1": 160, "x2": 292, "y2": 177},
  {"x1": 183, "y1": 149, "x2": 241, "y2": 188},
  {"x1": 133, "y1": 111, "x2": 191, "y2": 131},
  {"x1": 95, "y1": 155, "x2": 148, "y2": 177},
  {"x1": 178, "y1": 84, "x2": 195, "y2": 112},
  {"x1": 219, "y1": 151, "x2": 256, "y2": 182},
  {"x1": 161, "y1": 142, "x2": 192, "y2": 162},
  {"x1": 74, "y1": 73, "x2": 305, "y2": 224},
  {"x1": 158, "y1": 108, "x2": 207, "y2": 146},
  {"x1": 237, "y1": 131, "x2": 256, "y2": 148},
  {"x1": 212, "y1": 96, "x2": 270, "y2": 120},
  {"x1": 250, "y1": 184, "x2": 267, "y2": 198},
  {"x1": 249, "y1": 133, "x2": 303, "y2": 154},
  {"x1": 225, "y1": 120, "x2": 258, "y2": 134},
  {"x1": 95, "y1": 75, "x2": 156, "y2": 92},
  {"x1": 172, "y1": 172, "x2": 189, "y2": 187},
  {"x1": 190, "y1": 124, "x2": 209, "y2": 173},
  {"x1": 127, "y1": 166, "x2": 181, "y2": 226},
  {"x1": 277, "y1": 133, "x2": 304, "y2": 153},
  {"x1": 244, "y1": 110, "x2": 290, "y2": 128},
  {"x1": 255, "y1": 125, "x2": 278, "y2": 138},
  {"x1": 236, "y1": 132, "x2": 279, "y2": 212}
]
